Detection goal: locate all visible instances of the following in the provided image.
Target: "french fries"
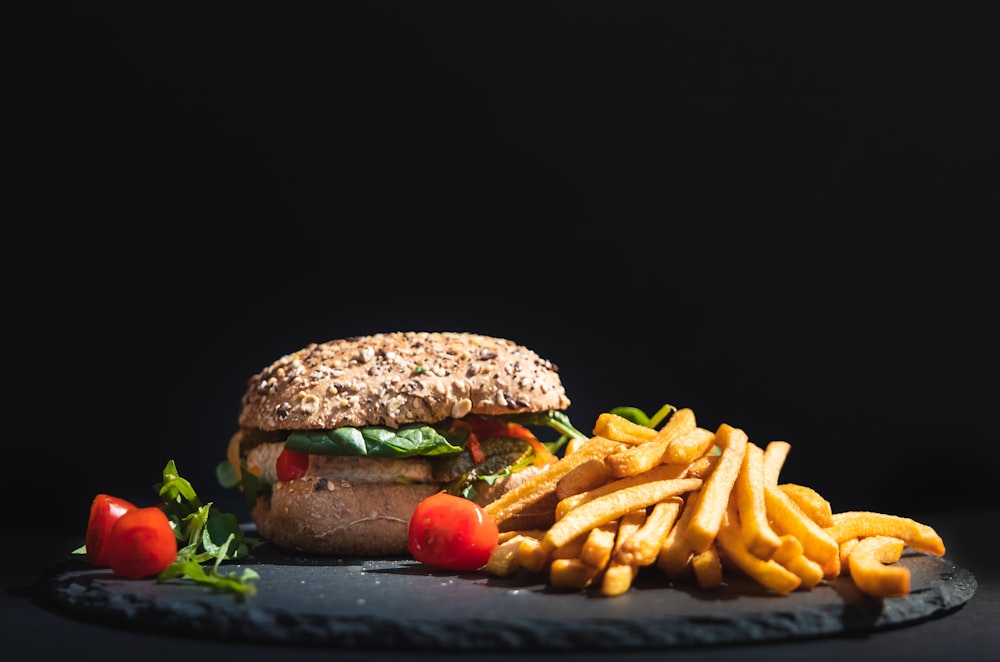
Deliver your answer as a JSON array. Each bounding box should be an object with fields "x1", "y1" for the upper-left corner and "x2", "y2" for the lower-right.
[
  {"x1": 684, "y1": 423, "x2": 747, "y2": 553},
  {"x1": 663, "y1": 427, "x2": 716, "y2": 465},
  {"x1": 735, "y1": 442, "x2": 781, "y2": 559},
  {"x1": 615, "y1": 497, "x2": 682, "y2": 567},
  {"x1": 691, "y1": 544, "x2": 724, "y2": 589},
  {"x1": 484, "y1": 436, "x2": 622, "y2": 527},
  {"x1": 544, "y1": 477, "x2": 702, "y2": 550},
  {"x1": 481, "y1": 406, "x2": 948, "y2": 601},
  {"x1": 715, "y1": 500, "x2": 802, "y2": 595},
  {"x1": 555, "y1": 461, "x2": 691, "y2": 520},
  {"x1": 846, "y1": 536, "x2": 910, "y2": 598},
  {"x1": 764, "y1": 483, "x2": 841, "y2": 578},
  {"x1": 825, "y1": 511, "x2": 945, "y2": 557},
  {"x1": 592, "y1": 412, "x2": 659, "y2": 445},
  {"x1": 762, "y1": 440, "x2": 791, "y2": 485},
  {"x1": 779, "y1": 483, "x2": 833, "y2": 527},
  {"x1": 656, "y1": 490, "x2": 700, "y2": 579},
  {"x1": 771, "y1": 534, "x2": 824, "y2": 590},
  {"x1": 600, "y1": 509, "x2": 647, "y2": 597},
  {"x1": 556, "y1": 458, "x2": 614, "y2": 501},
  {"x1": 604, "y1": 408, "x2": 697, "y2": 477},
  {"x1": 580, "y1": 520, "x2": 619, "y2": 569}
]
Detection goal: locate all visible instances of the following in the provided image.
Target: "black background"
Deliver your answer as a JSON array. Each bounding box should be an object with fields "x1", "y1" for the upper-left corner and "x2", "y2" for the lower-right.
[{"x1": 7, "y1": 2, "x2": 998, "y2": 537}]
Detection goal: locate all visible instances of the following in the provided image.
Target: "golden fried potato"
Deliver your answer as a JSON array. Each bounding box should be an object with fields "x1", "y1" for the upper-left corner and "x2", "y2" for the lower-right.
[
  {"x1": 765, "y1": 483, "x2": 841, "y2": 578},
  {"x1": 556, "y1": 458, "x2": 614, "y2": 501},
  {"x1": 715, "y1": 501, "x2": 801, "y2": 595},
  {"x1": 691, "y1": 544, "x2": 724, "y2": 589},
  {"x1": 847, "y1": 535, "x2": 910, "y2": 597},
  {"x1": 544, "y1": 477, "x2": 702, "y2": 550},
  {"x1": 580, "y1": 520, "x2": 620, "y2": 569},
  {"x1": 662, "y1": 427, "x2": 717, "y2": 465},
  {"x1": 735, "y1": 442, "x2": 781, "y2": 559},
  {"x1": 600, "y1": 509, "x2": 647, "y2": 597},
  {"x1": 605, "y1": 408, "x2": 697, "y2": 478},
  {"x1": 762, "y1": 440, "x2": 791, "y2": 485},
  {"x1": 779, "y1": 483, "x2": 833, "y2": 527},
  {"x1": 592, "y1": 412, "x2": 659, "y2": 445},
  {"x1": 771, "y1": 534, "x2": 824, "y2": 590},
  {"x1": 825, "y1": 511, "x2": 945, "y2": 556},
  {"x1": 615, "y1": 497, "x2": 682, "y2": 567},
  {"x1": 484, "y1": 436, "x2": 622, "y2": 526},
  {"x1": 549, "y1": 558, "x2": 603, "y2": 590},
  {"x1": 684, "y1": 423, "x2": 748, "y2": 553}
]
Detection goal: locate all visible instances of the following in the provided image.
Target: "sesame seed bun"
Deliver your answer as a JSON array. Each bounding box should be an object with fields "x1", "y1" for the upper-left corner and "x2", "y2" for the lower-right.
[{"x1": 238, "y1": 331, "x2": 571, "y2": 431}]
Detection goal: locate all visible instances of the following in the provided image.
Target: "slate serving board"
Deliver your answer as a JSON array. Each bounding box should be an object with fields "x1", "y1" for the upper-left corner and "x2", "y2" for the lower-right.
[{"x1": 36, "y1": 542, "x2": 976, "y2": 651}]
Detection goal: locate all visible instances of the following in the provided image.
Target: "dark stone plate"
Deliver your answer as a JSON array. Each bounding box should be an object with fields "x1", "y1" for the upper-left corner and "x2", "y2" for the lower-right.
[{"x1": 35, "y1": 543, "x2": 976, "y2": 651}]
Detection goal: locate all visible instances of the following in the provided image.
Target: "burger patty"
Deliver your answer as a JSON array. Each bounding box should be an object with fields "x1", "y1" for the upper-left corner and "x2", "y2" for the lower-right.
[{"x1": 247, "y1": 442, "x2": 437, "y2": 486}]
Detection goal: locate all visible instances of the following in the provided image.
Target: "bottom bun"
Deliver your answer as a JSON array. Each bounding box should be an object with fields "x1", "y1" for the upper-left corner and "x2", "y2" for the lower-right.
[{"x1": 252, "y1": 477, "x2": 441, "y2": 556}]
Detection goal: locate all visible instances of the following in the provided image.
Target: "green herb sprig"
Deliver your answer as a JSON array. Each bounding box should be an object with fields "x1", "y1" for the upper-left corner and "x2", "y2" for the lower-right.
[{"x1": 155, "y1": 459, "x2": 261, "y2": 597}]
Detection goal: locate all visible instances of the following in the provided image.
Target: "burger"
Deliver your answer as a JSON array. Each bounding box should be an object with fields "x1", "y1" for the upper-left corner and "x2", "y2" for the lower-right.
[{"x1": 221, "y1": 331, "x2": 587, "y2": 556}]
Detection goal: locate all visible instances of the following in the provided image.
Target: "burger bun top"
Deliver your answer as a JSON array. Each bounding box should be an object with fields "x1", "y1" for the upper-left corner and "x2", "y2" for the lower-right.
[{"x1": 238, "y1": 331, "x2": 571, "y2": 431}]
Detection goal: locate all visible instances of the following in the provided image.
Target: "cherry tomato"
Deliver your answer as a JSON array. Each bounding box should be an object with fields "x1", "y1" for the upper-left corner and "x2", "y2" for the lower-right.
[
  {"x1": 104, "y1": 506, "x2": 178, "y2": 579},
  {"x1": 276, "y1": 448, "x2": 309, "y2": 481},
  {"x1": 85, "y1": 494, "x2": 137, "y2": 567},
  {"x1": 407, "y1": 492, "x2": 498, "y2": 571}
]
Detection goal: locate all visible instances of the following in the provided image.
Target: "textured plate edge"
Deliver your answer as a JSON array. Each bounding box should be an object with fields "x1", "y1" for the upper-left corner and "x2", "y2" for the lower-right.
[{"x1": 33, "y1": 556, "x2": 978, "y2": 651}]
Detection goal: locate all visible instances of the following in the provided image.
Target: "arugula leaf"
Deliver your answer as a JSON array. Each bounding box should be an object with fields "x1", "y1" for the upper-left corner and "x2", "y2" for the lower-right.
[{"x1": 154, "y1": 460, "x2": 260, "y2": 597}]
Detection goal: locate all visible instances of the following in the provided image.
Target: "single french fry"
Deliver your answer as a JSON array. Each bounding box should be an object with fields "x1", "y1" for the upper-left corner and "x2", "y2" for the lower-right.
[
  {"x1": 735, "y1": 442, "x2": 782, "y2": 559},
  {"x1": 484, "y1": 436, "x2": 622, "y2": 526},
  {"x1": 550, "y1": 533, "x2": 588, "y2": 561},
  {"x1": 600, "y1": 563, "x2": 638, "y2": 597},
  {"x1": 657, "y1": 490, "x2": 701, "y2": 579},
  {"x1": 556, "y1": 462, "x2": 692, "y2": 520},
  {"x1": 685, "y1": 454, "x2": 718, "y2": 479},
  {"x1": 771, "y1": 534, "x2": 824, "y2": 590},
  {"x1": 496, "y1": 491, "x2": 559, "y2": 533},
  {"x1": 600, "y1": 509, "x2": 647, "y2": 597},
  {"x1": 615, "y1": 497, "x2": 682, "y2": 567},
  {"x1": 824, "y1": 511, "x2": 946, "y2": 556},
  {"x1": 580, "y1": 519, "x2": 619, "y2": 568},
  {"x1": 847, "y1": 535, "x2": 910, "y2": 598},
  {"x1": 564, "y1": 436, "x2": 587, "y2": 456},
  {"x1": 691, "y1": 544, "x2": 724, "y2": 589},
  {"x1": 762, "y1": 440, "x2": 791, "y2": 486},
  {"x1": 765, "y1": 483, "x2": 840, "y2": 577},
  {"x1": 486, "y1": 534, "x2": 532, "y2": 577},
  {"x1": 556, "y1": 458, "x2": 614, "y2": 500},
  {"x1": 779, "y1": 483, "x2": 833, "y2": 527},
  {"x1": 605, "y1": 408, "x2": 698, "y2": 478},
  {"x1": 839, "y1": 537, "x2": 860, "y2": 573},
  {"x1": 715, "y1": 500, "x2": 802, "y2": 595},
  {"x1": 592, "y1": 412, "x2": 659, "y2": 445},
  {"x1": 549, "y1": 557, "x2": 603, "y2": 590},
  {"x1": 544, "y1": 477, "x2": 702, "y2": 550},
  {"x1": 497, "y1": 529, "x2": 546, "y2": 544},
  {"x1": 684, "y1": 423, "x2": 748, "y2": 553},
  {"x1": 663, "y1": 427, "x2": 717, "y2": 465},
  {"x1": 516, "y1": 536, "x2": 552, "y2": 573},
  {"x1": 518, "y1": 529, "x2": 589, "y2": 573}
]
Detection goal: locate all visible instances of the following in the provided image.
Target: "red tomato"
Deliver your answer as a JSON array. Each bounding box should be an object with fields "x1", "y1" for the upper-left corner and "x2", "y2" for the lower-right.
[
  {"x1": 276, "y1": 448, "x2": 309, "y2": 481},
  {"x1": 407, "y1": 492, "x2": 499, "y2": 571},
  {"x1": 86, "y1": 494, "x2": 137, "y2": 567},
  {"x1": 105, "y1": 506, "x2": 178, "y2": 579}
]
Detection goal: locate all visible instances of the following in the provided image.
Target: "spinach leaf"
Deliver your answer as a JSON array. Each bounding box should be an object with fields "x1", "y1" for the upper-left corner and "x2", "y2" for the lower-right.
[{"x1": 285, "y1": 423, "x2": 464, "y2": 458}]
